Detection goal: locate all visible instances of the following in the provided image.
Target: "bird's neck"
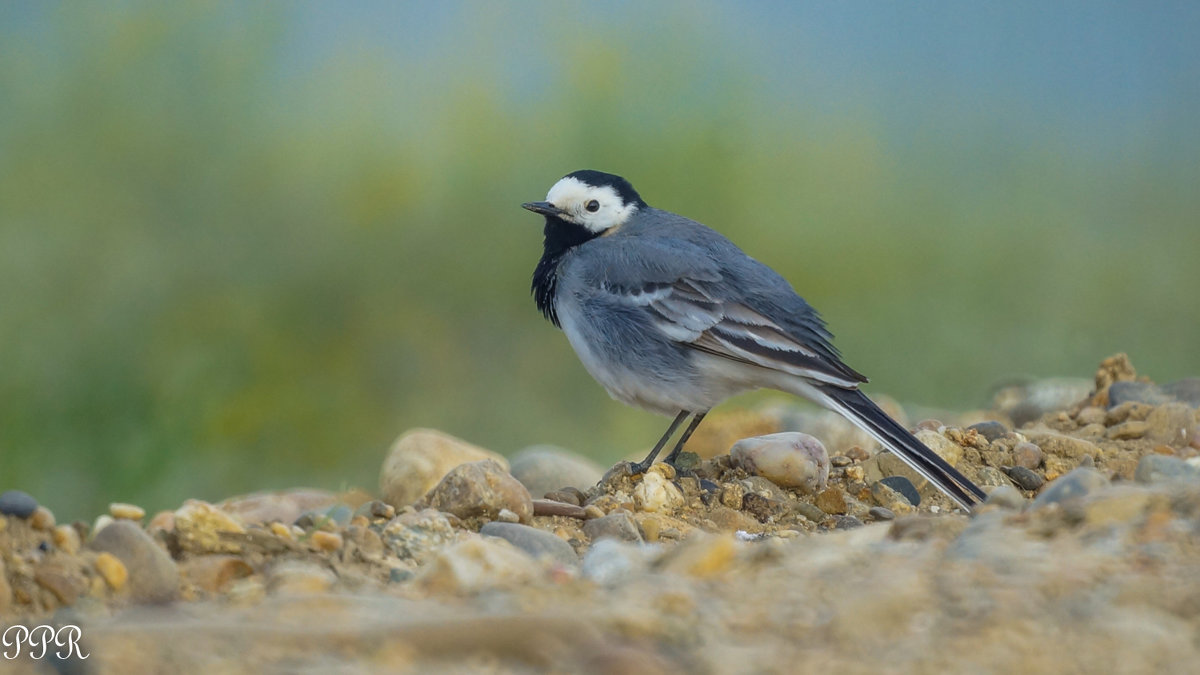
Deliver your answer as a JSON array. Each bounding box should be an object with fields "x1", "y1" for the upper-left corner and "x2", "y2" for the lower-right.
[{"x1": 532, "y1": 216, "x2": 599, "y2": 328}]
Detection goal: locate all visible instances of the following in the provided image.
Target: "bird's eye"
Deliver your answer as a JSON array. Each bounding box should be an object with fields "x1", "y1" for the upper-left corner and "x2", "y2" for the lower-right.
[{"x1": 585, "y1": 200, "x2": 600, "y2": 212}]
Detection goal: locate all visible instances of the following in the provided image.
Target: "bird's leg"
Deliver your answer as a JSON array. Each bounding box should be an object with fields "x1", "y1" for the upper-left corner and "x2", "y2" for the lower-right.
[
  {"x1": 663, "y1": 411, "x2": 707, "y2": 465},
  {"x1": 628, "y1": 410, "x2": 690, "y2": 474}
]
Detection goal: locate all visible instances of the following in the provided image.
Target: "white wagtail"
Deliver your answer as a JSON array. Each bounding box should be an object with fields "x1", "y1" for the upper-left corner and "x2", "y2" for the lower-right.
[{"x1": 523, "y1": 170, "x2": 987, "y2": 510}]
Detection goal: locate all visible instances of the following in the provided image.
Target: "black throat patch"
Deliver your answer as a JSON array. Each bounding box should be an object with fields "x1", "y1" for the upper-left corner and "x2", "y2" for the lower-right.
[{"x1": 531, "y1": 215, "x2": 600, "y2": 327}]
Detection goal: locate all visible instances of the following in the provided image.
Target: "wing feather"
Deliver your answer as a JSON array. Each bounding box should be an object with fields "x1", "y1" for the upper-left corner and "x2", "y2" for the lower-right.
[{"x1": 603, "y1": 277, "x2": 867, "y2": 387}]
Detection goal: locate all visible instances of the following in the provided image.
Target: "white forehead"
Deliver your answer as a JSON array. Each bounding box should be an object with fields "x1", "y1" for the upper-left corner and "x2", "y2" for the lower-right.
[{"x1": 546, "y1": 176, "x2": 623, "y2": 207}]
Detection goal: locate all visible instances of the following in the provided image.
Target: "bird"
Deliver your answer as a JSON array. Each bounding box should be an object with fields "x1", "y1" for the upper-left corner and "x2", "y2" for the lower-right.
[{"x1": 522, "y1": 170, "x2": 988, "y2": 510}]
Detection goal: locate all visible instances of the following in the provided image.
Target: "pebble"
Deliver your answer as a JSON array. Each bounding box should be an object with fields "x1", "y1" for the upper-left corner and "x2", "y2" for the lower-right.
[
  {"x1": 174, "y1": 500, "x2": 247, "y2": 554},
  {"x1": 1012, "y1": 442, "x2": 1043, "y2": 469},
  {"x1": 379, "y1": 428, "x2": 509, "y2": 508},
  {"x1": 845, "y1": 445, "x2": 871, "y2": 462},
  {"x1": 94, "y1": 552, "x2": 129, "y2": 591},
  {"x1": 874, "y1": 453, "x2": 925, "y2": 493},
  {"x1": 1108, "y1": 420, "x2": 1150, "y2": 440},
  {"x1": 1075, "y1": 406, "x2": 1107, "y2": 426},
  {"x1": 985, "y1": 485, "x2": 1027, "y2": 510},
  {"x1": 221, "y1": 489, "x2": 339, "y2": 526},
  {"x1": 53, "y1": 525, "x2": 81, "y2": 554},
  {"x1": 867, "y1": 506, "x2": 895, "y2": 521},
  {"x1": 640, "y1": 516, "x2": 661, "y2": 542},
  {"x1": 991, "y1": 377, "x2": 1092, "y2": 426},
  {"x1": 1145, "y1": 403, "x2": 1196, "y2": 445},
  {"x1": 632, "y1": 470, "x2": 685, "y2": 513},
  {"x1": 109, "y1": 502, "x2": 146, "y2": 521},
  {"x1": 480, "y1": 522, "x2": 578, "y2": 566},
  {"x1": 1105, "y1": 401, "x2": 1153, "y2": 426},
  {"x1": 833, "y1": 515, "x2": 864, "y2": 530},
  {"x1": 879, "y1": 476, "x2": 921, "y2": 506},
  {"x1": 415, "y1": 537, "x2": 538, "y2": 594},
  {"x1": 720, "y1": 482, "x2": 744, "y2": 510},
  {"x1": 583, "y1": 504, "x2": 606, "y2": 520},
  {"x1": 814, "y1": 487, "x2": 848, "y2": 515},
  {"x1": 581, "y1": 539, "x2": 650, "y2": 584},
  {"x1": 381, "y1": 509, "x2": 459, "y2": 562},
  {"x1": 423, "y1": 459, "x2": 534, "y2": 524},
  {"x1": 268, "y1": 560, "x2": 337, "y2": 595},
  {"x1": 729, "y1": 432, "x2": 830, "y2": 494},
  {"x1": 967, "y1": 421, "x2": 1009, "y2": 442},
  {"x1": 30, "y1": 506, "x2": 55, "y2": 530},
  {"x1": 543, "y1": 490, "x2": 581, "y2": 506},
  {"x1": 1002, "y1": 466, "x2": 1045, "y2": 491},
  {"x1": 147, "y1": 510, "x2": 175, "y2": 535},
  {"x1": 89, "y1": 520, "x2": 179, "y2": 603},
  {"x1": 1031, "y1": 467, "x2": 1109, "y2": 509},
  {"x1": 532, "y1": 498, "x2": 587, "y2": 519},
  {"x1": 915, "y1": 419, "x2": 943, "y2": 432},
  {"x1": 296, "y1": 504, "x2": 353, "y2": 530},
  {"x1": 1020, "y1": 429, "x2": 1102, "y2": 462},
  {"x1": 0, "y1": 490, "x2": 38, "y2": 518},
  {"x1": 1107, "y1": 381, "x2": 1171, "y2": 407},
  {"x1": 92, "y1": 514, "x2": 114, "y2": 536},
  {"x1": 1134, "y1": 454, "x2": 1200, "y2": 484},
  {"x1": 741, "y1": 493, "x2": 788, "y2": 523},
  {"x1": 830, "y1": 455, "x2": 853, "y2": 467},
  {"x1": 180, "y1": 555, "x2": 253, "y2": 593},
  {"x1": 583, "y1": 512, "x2": 643, "y2": 543},
  {"x1": 354, "y1": 500, "x2": 396, "y2": 521},
  {"x1": 310, "y1": 530, "x2": 343, "y2": 552},
  {"x1": 793, "y1": 501, "x2": 829, "y2": 523},
  {"x1": 975, "y1": 466, "x2": 1012, "y2": 488},
  {"x1": 508, "y1": 445, "x2": 605, "y2": 497}
]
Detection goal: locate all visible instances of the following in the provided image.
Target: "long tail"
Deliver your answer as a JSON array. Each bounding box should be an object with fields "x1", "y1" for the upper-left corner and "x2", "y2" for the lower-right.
[{"x1": 815, "y1": 385, "x2": 987, "y2": 511}]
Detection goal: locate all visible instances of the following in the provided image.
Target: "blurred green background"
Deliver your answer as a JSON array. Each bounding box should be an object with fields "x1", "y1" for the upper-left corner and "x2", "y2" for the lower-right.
[{"x1": 2, "y1": 2, "x2": 1198, "y2": 521}]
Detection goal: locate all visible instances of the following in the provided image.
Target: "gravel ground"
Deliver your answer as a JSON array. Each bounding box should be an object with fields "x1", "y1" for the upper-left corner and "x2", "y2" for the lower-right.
[{"x1": 2, "y1": 354, "x2": 1199, "y2": 674}]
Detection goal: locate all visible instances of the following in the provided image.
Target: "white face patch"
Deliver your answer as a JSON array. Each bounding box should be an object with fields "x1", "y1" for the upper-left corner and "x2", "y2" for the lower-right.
[{"x1": 545, "y1": 176, "x2": 640, "y2": 234}]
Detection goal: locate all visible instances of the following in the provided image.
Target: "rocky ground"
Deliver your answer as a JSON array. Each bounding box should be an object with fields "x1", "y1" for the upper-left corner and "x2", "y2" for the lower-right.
[{"x1": 2, "y1": 354, "x2": 1199, "y2": 674}]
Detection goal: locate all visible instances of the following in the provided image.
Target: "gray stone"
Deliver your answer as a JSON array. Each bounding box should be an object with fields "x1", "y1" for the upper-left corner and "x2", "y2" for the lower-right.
[
  {"x1": 90, "y1": 520, "x2": 179, "y2": 603},
  {"x1": 1032, "y1": 468, "x2": 1109, "y2": 509},
  {"x1": 1134, "y1": 454, "x2": 1200, "y2": 484},
  {"x1": 867, "y1": 506, "x2": 895, "y2": 521},
  {"x1": 480, "y1": 522, "x2": 578, "y2": 566},
  {"x1": 1003, "y1": 466, "x2": 1045, "y2": 491},
  {"x1": 509, "y1": 445, "x2": 604, "y2": 497},
  {"x1": 879, "y1": 476, "x2": 920, "y2": 506},
  {"x1": 0, "y1": 490, "x2": 38, "y2": 518},
  {"x1": 968, "y1": 421, "x2": 1009, "y2": 442},
  {"x1": 583, "y1": 512, "x2": 643, "y2": 543},
  {"x1": 532, "y1": 499, "x2": 587, "y2": 519},
  {"x1": 1108, "y1": 381, "x2": 1171, "y2": 407},
  {"x1": 991, "y1": 377, "x2": 1092, "y2": 426},
  {"x1": 1162, "y1": 378, "x2": 1200, "y2": 407}
]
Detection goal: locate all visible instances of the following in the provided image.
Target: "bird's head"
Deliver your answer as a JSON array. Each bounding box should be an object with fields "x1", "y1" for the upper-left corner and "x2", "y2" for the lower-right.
[{"x1": 522, "y1": 170, "x2": 646, "y2": 235}]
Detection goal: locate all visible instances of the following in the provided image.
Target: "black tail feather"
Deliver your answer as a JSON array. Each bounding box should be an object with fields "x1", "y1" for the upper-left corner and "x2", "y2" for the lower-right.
[{"x1": 818, "y1": 386, "x2": 987, "y2": 510}]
